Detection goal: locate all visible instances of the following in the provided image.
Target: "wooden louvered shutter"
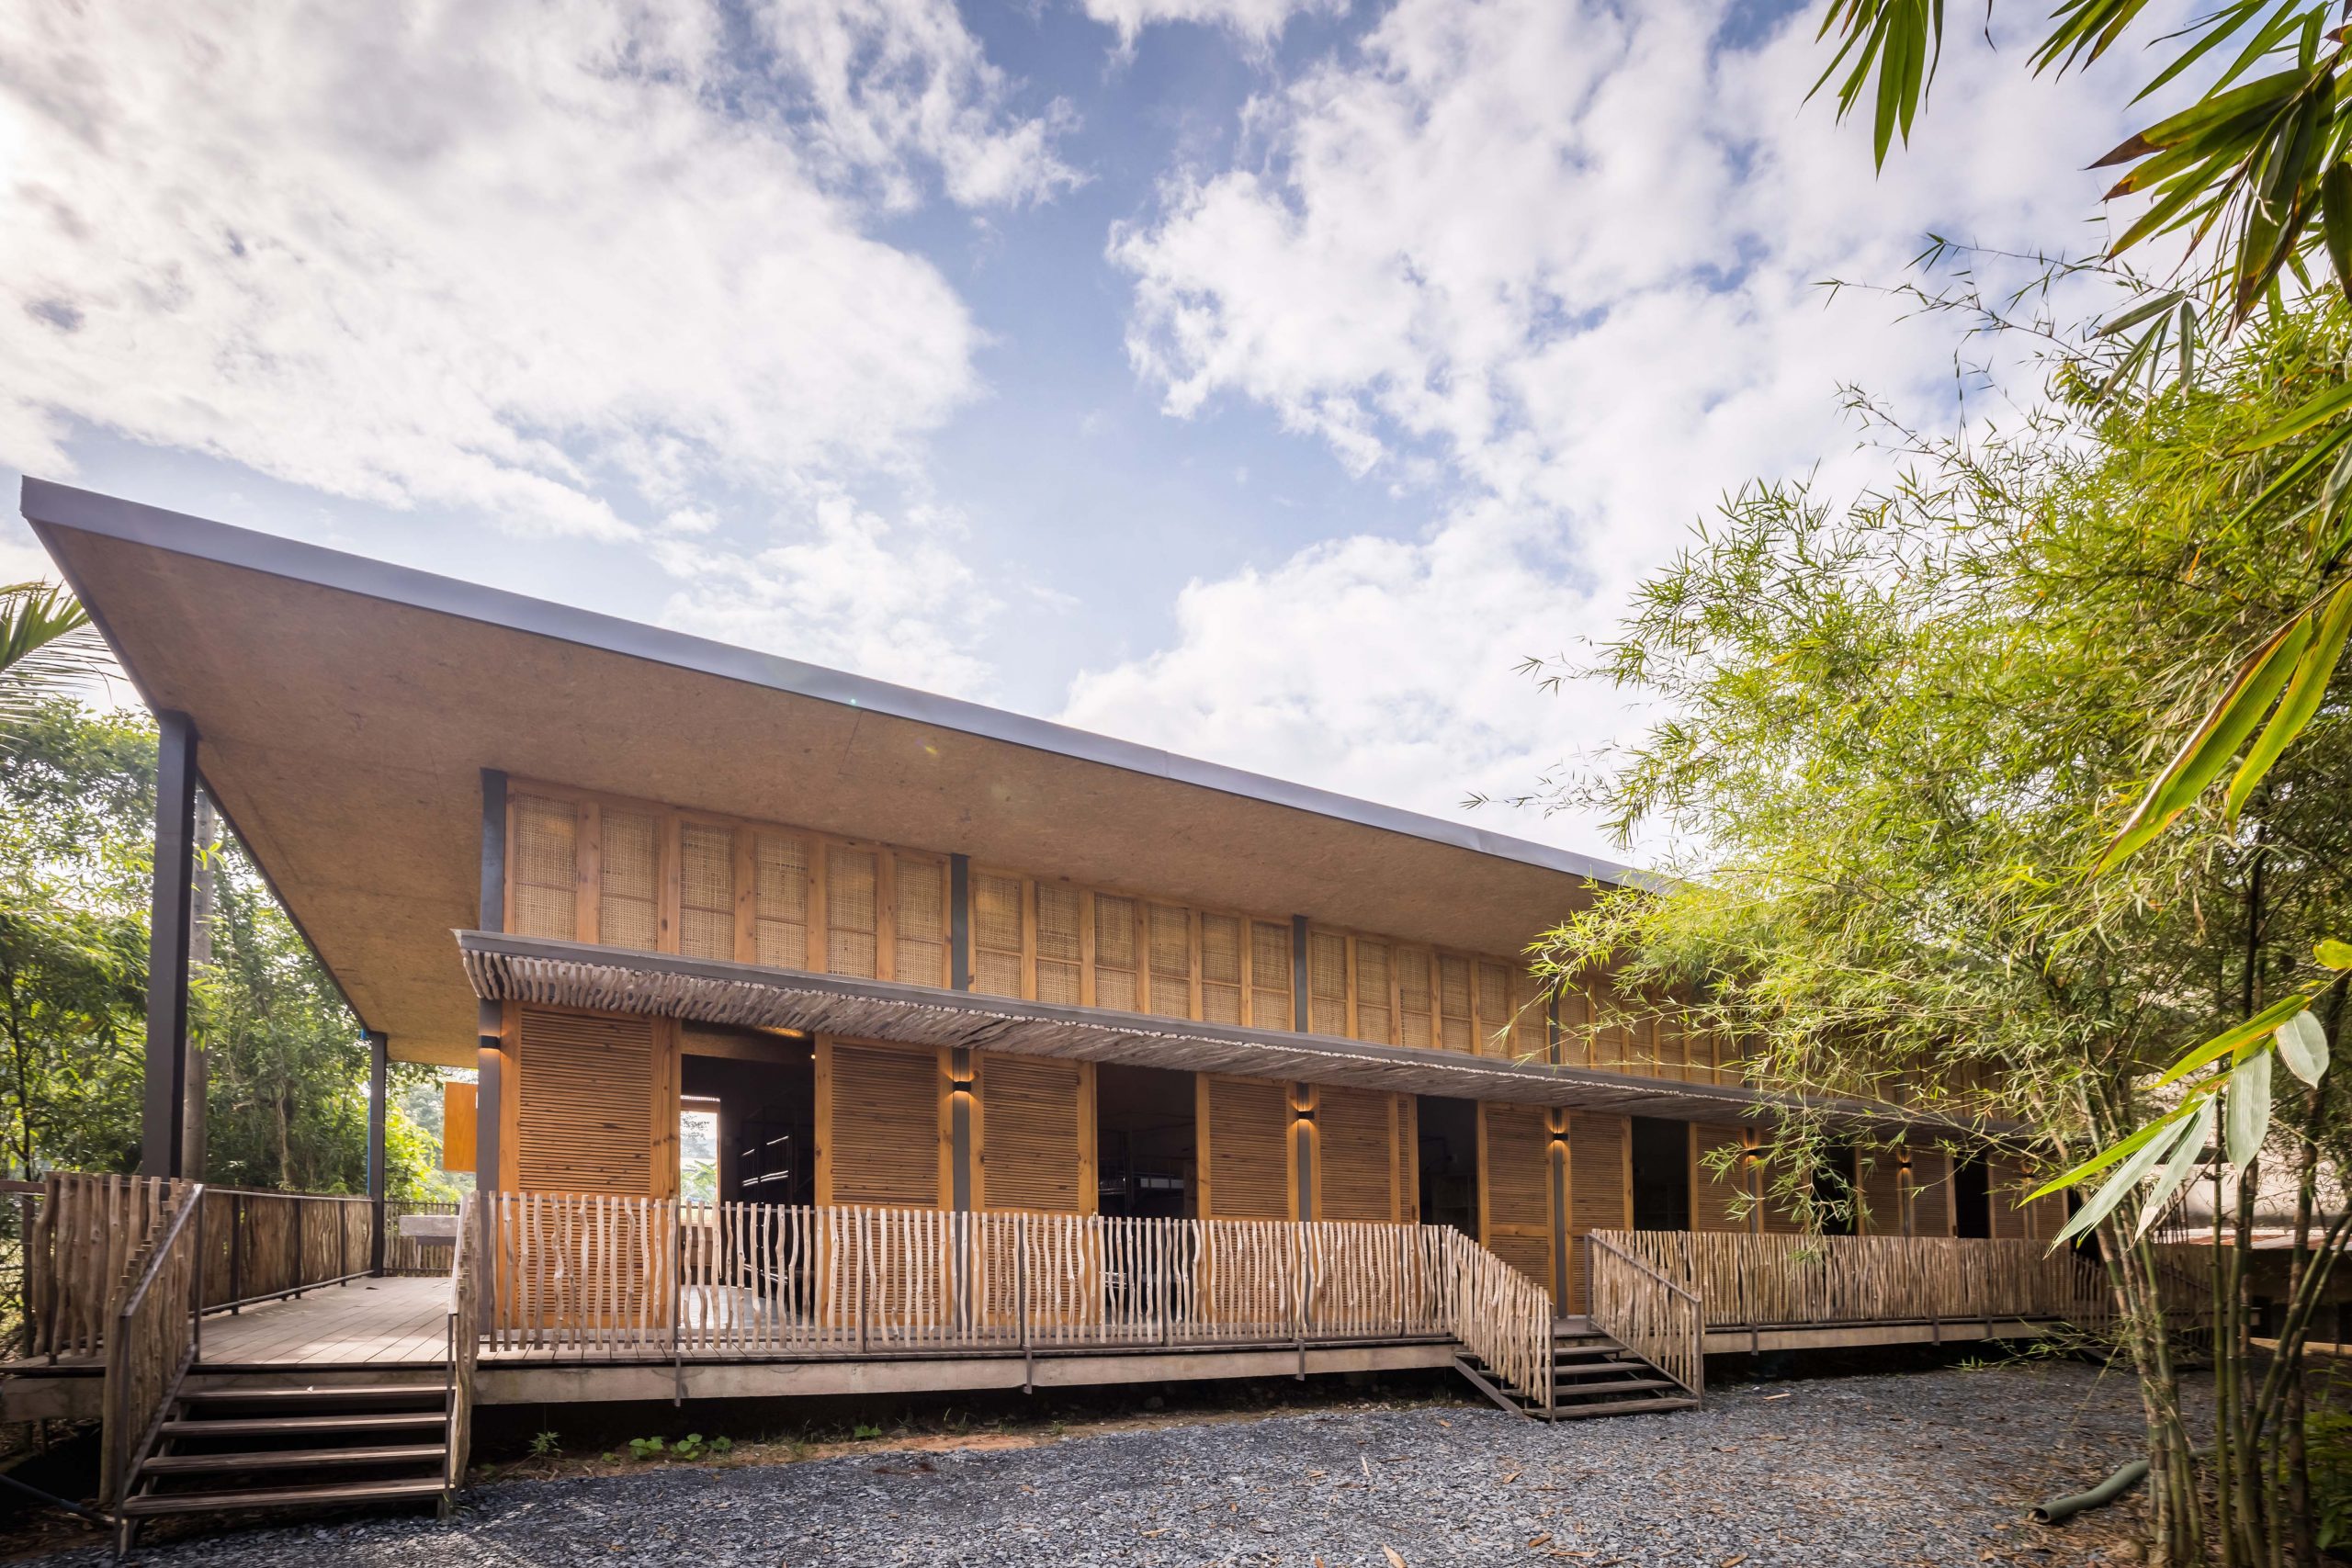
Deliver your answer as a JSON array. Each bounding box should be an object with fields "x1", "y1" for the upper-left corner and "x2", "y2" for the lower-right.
[
  {"x1": 1475, "y1": 961, "x2": 1512, "y2": 1057},
  {"x1": 1554, "y1": 986, "x2": 1590, "y2": 1067},
  {"x1": 509, "y1": 795, "x2": 578, "y2": 940},
  {"x1": 1908, "y1": 1148, "x2": 1951, "y2": 1237},
  {"x1": 1398, "y1": 1096, "x2": 1420, "y2": 1223},
  {"x1": 1035, "y1": 883, "x2": 1083, "y2": 1005},
  {"x1": 752, "y1": 830, "x2": 812, "y2": 969},
  {"x1": 1858, "y1": 1146, "x2": 1905, "y2": 1235},
  {"x1": 598, "y1": 807, "x2": 662, "y2": 951},
  {"x1": 820, "y1": 1041, "x2": 945, "y2": 1208},
  {"x1": 1396, "y1": 948, "x2": 1432, "y2": 1047},
  {"x1": 893, "y1": 853, "x2": 949, "y2": 986},
  {"x1": 1199, "y1": 1076, "x2": 1292, "y2": 1220},
  {"x1": 975, "y1": 1055, "x2": 1094, "y2": 1213},
  {"x1": 678, "y1": 822, "x2": 734, "y2": 961},
  {"x1": 1655, "y1": 1004, "x2": 1689, "y2": 1080},
  {"x1": 1478, "y1": 1103, "x2": 1553, "y2": 1301},
  {"x1": 1314, "y1": 1087, "x2": 1398, "y2": 1222},
  {"x1": 515, "y1": 1008, "x2": 662, "y2": 1194},
  {"x1": 1988, "y1": 1160, "x2": 2030, "y2": 1239},
  {"x1": 1693, "y1": 1124, "x2": 1752, "y2": 1233},
  {"x1": 1352, "y1": 939, "x2": 1393, "y2": 1043},
  {"x1": 1199, "y1": 914, "x2": 1244, "y2": 1024},
  {"x1": 1249, "y1": 921, "x2": 1293, "y2": 1030},
  {"x1": 1565, "y1": 1111, "x2": 1628, "y2": 1311},
  {"x1": 1437, "y1": 956, "x2": 1473, "y2": 1052},
  {"x1": 1092, "y1": 894, "x2": 1139, "y2": 1011},
  {"x1": 1589, "y1": 976, "x2": 1629, "y2": 1071},
  {"x1": 1144, "y1": 903, "x2": 1193, "y2": 1018},
  {"x1": 1757, "y1": 1142, "x2": 1806, "y2": 1234},
  {"x1": 1306, "y1": 931, "x2": 1348, "y2": 1035},
  {"x1": 827, "y1": 847, "x2": 879, "y2": 978},
  {"x1": 970, "y1": 871, "x2": 1026, "y2": 998}
]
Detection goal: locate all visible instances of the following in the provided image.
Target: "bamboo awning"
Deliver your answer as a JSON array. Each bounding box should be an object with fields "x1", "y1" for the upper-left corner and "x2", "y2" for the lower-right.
[{"x1": 456, "y1": 931, "x2": 1976, "y2": 1134}]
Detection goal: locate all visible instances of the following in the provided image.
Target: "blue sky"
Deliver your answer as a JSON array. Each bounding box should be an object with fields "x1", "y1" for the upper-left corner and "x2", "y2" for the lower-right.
[{"x1": 0, "y1": 0, "x2": 2156, "y2": 864}]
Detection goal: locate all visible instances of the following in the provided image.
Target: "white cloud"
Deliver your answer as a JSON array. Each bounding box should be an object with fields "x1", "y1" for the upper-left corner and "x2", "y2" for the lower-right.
[
  {"x1": 0, "y1": 0, "x2": 1070, "y2": 539},
  {"x1": 1091, "y1": 0, "x2": 2157, "y2": 854},
  {"x1": 1080, "y1": 0, "x2": 1343, "y2": 48},
  {"x1": 654, "y1": 487, "x2": 1000, "y2": 698}
]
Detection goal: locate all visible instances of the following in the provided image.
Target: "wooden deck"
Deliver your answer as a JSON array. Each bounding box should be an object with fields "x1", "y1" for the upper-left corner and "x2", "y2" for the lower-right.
[{"x1": 198, "y1": 1276, "x2": 451, "y2": 1369}]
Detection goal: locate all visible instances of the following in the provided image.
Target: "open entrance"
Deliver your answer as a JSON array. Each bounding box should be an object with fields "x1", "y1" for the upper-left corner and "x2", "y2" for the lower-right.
[
  {"x1": 1813, "y1": 1145, "x2": 1860, "y2": 1235},
  {"x1": 1415, "y1": 1095, "x2": 1478, "y2": 1236},
  {"x1": 1952, "y1": 1156, "x2": 1992, "y2": 1238},
  {"x1": 1096, "y1": 1064, "x2": 1195, "y2": 1218},
  {"x1": 679, "y1": 1025, "x2": 818, "y2": 1207},
  {"x1": 1628, "y1": 1116, "x2": 1691, "y2": 1231}
]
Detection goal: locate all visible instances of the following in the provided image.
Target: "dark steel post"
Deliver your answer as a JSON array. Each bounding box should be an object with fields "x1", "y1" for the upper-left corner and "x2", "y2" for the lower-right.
[
  {"x1": 477, "y1": 770, "x2": 507, "y2": 1210},
  {"x1": 948, "y1": 855, "x2": 971, "y2": 991},
  {"x1": 366, "y1": 1030, "x2": 388, "y2": 1274},
  {"x1": 141, "y1": 712, "x2": 197, "y2": 1179}
]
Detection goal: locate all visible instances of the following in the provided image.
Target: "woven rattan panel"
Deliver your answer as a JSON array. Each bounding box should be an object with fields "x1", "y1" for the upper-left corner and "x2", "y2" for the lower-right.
[
  {"x1": 1351, "y1": 938, "x2": 1392, "y2": 1045},
  {"x1": 1653, "y1": 1009, "x2": 1690, "y2": 1078},
  {"x1": 1306, "y1": 931, "x2": 1347, "y2": 1036},
  {"x1": 1989, "y1": 1160, "x2": 2030, "y2": 1241},
  {"x1": 752, "y1": 830, "x2": 810, "y2": 970},
  {"x1": 1758, "y1": 1145, "x2": 1807, "y2": 1234},
  {"x1": 1199, "y1": 912, "x2": 1243, "y2": 1025},
  {"x1": 1908, "y1": 1148, "x2": 1951, "y2": 1237},
  {"x1": 1566, "y1": 1111, "x2": 1628, "y2": 1312},
  {"x1": 1437, "y1": 956, "x2": 1472, "y2": 1053},
  {"x1": 1203, "y1": 1076, "x2": 1290, "y2": 1221},
  {"x1": 599, "y1": 809, "x2": 661, "y2": 952},
  {"x1": 515, "y1": 1008, "x2": 657, "y2": 1194},
  {"x1": 1314, "y1": 1086, "x2": 1396, "y2": 1223},
  {"x1": 1475, "y1": 961, "x2": 1511, "y2": 1058},
  {"x1": 1035, "y1": 882, "x2": 1082, "y2": 1006},
  {"x1": 1248, "y1": 920, "x2": 1292, "y2": 1030},
  {"x1": 971, "y1": 870, "x2": 1025, "y2": 998},
  {"x1": 826, "y1": 1042, "x2": 944, "y2": 1208},
  {"x1": 678, "y1": 822, "x2": 733, "y2": 961},
  {"x1": 1396, "y1": 946, "x2": 1431, "y2": 1049},
  {"x1": 895, "y1": 853, "x2": 948, "y2": 988},
  {"x1": 1858, "y1": 1147, "x2": 1905, "y2": 1235},
  {"x1": 976, "y1": 1055, "x2": 1090, "y2": 1214},
  {"x1": 510, "y1": 794, "x2": 578, "y2": 941},
  {"x1": 1145, "y1": 903, "x2": 1192, "y2": 1020},
  {"x1": 1481, "y1": 1102, "x2": 1553, "y2": 1302},
  {"x1": 1693, "y1": 1123, "x2": 1751, "y2": 1233},
  {"x1": 827, "y1": 847, "x2": 879, "y2": 979},
  {"x1": 1092, "y1": 894, "x2": 1138, "y2": 1013}
]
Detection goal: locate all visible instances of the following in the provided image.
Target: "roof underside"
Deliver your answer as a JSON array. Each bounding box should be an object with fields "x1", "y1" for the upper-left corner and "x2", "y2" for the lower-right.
[
  {"x1": 24, "y1": 479, "x2": 1645, "y2": 1067},
  {"x1": 458, "y1": 931, "x2": 1955, "y2": 1135}
]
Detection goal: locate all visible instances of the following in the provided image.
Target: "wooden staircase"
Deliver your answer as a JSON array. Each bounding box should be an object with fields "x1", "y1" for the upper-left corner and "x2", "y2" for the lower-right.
[
  {"x1": 1454, "y1": 1316, "x2": 1701, "y2": 1421},
  {"x1": 114, "y1": 1375, "x2": 453, "y2": 1547}
]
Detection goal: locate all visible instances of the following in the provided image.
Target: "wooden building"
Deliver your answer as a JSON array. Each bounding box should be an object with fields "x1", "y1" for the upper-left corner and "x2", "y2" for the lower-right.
[{"x1": 4, "y1": 479, "x2": 2145, "y2": 1536}]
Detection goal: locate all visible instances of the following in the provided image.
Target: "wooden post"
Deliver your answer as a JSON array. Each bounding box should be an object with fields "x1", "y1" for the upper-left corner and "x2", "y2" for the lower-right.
[
  {"x1": 366, "y1": 1031, "x2": 388, "y2": 1274},
  {"x1": 141, "y1": 712, "x2": 197, "y2": 1179}
]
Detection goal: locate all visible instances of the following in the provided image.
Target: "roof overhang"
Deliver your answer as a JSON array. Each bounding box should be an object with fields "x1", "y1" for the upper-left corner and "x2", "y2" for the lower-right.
[
  {"x1": 458, "y1": 930, "x2": 1968, "y2": 1136},
  {"x1": 25, "y1": 479, "x2": 1655, "y2": 1066}
]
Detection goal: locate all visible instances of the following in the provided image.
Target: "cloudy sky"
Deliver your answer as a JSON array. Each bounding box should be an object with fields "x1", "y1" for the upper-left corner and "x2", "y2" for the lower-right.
[{"x1": 0, "y1": 0, "x2": 2160, "y2": 866}]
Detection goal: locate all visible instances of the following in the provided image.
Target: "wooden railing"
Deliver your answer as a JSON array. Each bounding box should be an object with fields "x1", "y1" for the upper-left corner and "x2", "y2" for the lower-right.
[
  {"x1": 26, "y1": 1173, "x2": 185, "y2": 1359},
  {"x1": 476, "y1": 1195, "x2": 1467, "y2": 1359},
  {"x1": 1595, "y1": 1231, "x2": 2113, "y2": 1331},
  {"x1": 386, "y1": 1199, "x2": 462, "y2": 1276},
  {"x1": 1586, "y1": 1233, "x2": 1702, "y2": 1399},
  {"x1": 1433, "y1": 1225, "x2": 1552, "y2": 1406},
  {"x1": 100, "y1": 1183, "x2": 202, "y2": 1511},
  {"x1": 445, "y1": 1194, "x2": 479, "y2": 1496},
  {"x1": 196, "y1": 1188, "x2": 373, "y2": 1312}
]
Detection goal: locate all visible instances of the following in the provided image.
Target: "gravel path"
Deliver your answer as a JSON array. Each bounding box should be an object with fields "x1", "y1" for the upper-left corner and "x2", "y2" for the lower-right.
[{"x1": 56, "y1": 1363, "x2": 2156, "y2": 1568}]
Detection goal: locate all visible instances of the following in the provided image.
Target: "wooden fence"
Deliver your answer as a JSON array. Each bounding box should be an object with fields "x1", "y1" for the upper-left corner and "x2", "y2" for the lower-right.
[
  {"x1": 1586, "y1": 1233, "x2": 1702, "y2": 1398},
  {"x1": 478, "y1": 1195, "x2": 1474, "y2": 1361},
  {"x1": 446, "y1": 1194, "x2": 479, "y2": 1494},
  {"x1": 1433, "y1": 1224, "x2": 1553, "y2": 1405},
  {"x1": 26, "y1": 1174, "x2": 186, "y2": 1359},
  {"x1": 100, "y1": 1185, "x2": 201, "y2": 1512}
]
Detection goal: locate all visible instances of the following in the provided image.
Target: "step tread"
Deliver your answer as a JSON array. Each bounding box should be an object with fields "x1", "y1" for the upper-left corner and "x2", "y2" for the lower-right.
[
  {"x1": 181, "y1": 1384, "x2": 446, "y2": 1404},
  {"x1": 143, "y1": 1444, "x2": 447, "y2": 1474},
  {"x1": 1540, "y1": 1395, "x2": 1699, "y2": 1421},
  {"x1": 160, "y1": 1413, "x2": 448, "y2": 1438},
  {"x1": 122, "y1": 1477, "x2": 448, "y2": 1516},
  {"x1": 1553, "y1": 1376, "x2": 1679, "y2": 1397}
]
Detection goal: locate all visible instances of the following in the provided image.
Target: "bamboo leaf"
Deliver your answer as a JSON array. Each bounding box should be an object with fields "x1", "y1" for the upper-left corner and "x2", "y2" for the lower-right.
[
  {"x1": 2054, "y1": 1103, "x2": 2203, "y2": 1246},
  {"x1": 2316, "y1": 938, "x2": 2352, "y2": 968},
  {"x1": 2153, "y1": 991, "x2": 2314, "y2": 1088},
  {"x1": 2226, "y1": 582, "x2": 2352, "y2": 820},
  {"x1": 2233, "y1": 374, "x2": 2352, "y2": 456},
  {"x1": 2132, "y1": 1099, "x2": 2217, "y2": 1241},
  {"x1": 2226, "y1": 1047, "x2": 2274, "y2": 1168},
  {"x1": 2277, "y1": 1009, "x2": 2331, "y2": 1085},
  {"x1": 2326, "y1": 162, "x2": 2352, "y2": 298},
  {"x1": 2028, "y1": 1102, "x2": 2196, "y2": 1199},
  {"x1": 2092, "y1": 289, "x2": 2187, "y2": 338}
]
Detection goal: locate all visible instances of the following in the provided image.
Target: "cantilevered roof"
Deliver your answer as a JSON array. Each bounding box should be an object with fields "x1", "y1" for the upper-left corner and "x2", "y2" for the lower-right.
[
  {"x1": 459, "y1": 931, "x2": 1961, "y2": 1135},
  {"x1": 23, "y1": 479, "x2": 1650, "y2": 1066}
]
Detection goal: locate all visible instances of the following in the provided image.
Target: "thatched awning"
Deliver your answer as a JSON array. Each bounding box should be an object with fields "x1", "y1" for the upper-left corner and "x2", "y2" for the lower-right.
[{"x1": 457, "y1": 931, "x2": 1961, "y2": 1134}]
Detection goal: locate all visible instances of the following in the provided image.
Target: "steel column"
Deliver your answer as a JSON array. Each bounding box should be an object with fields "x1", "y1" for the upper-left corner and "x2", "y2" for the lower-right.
[
  {"x1": 141, "y1": 711, "x2": 197, "y2": 1179},
  {"x1": 366, "y1": 1030, "x2": 389, "y2": 1272}
]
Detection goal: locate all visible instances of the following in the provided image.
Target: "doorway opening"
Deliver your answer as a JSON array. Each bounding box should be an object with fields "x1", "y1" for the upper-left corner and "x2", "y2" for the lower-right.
[
  {"x1": 1813, "y1": 1145, "x2": 1860, "y2": 1235},
  {"x1": 1415, "y1": 1095, "x2": 1478, "y2": 1236},
  {"x1": 1952, "y1": 1156, "x2": 1992, "y2": 1238},
  {"x1": 1096, "y1": 1064, "x2": 1195, "y2": 1218},
  {"x1": 1628, "y1": 1116, "x2": 1692, "y2": 1231},
  {"x1": 679, "y1": 1026, "x2": 818, "y2": 1207}
]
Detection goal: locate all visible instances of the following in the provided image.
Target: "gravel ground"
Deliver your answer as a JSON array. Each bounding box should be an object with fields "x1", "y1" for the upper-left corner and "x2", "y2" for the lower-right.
[{"x1": 51, "y1": 1363, "x2": 2157, "y2": 1568}]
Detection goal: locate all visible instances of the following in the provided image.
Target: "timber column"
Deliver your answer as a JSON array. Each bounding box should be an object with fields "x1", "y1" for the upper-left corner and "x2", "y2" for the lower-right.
[{"x1": 141, "y1": 710, "x2": 198, "y2": 1179}]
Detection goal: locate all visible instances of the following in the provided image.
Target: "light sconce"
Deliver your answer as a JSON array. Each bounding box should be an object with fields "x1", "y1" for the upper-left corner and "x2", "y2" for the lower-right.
[{"x1": 949, "y1": 1072, "x2": 975, "y2": 1092}]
